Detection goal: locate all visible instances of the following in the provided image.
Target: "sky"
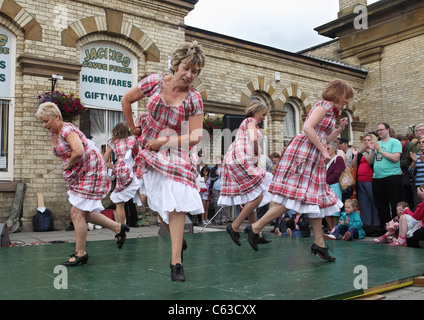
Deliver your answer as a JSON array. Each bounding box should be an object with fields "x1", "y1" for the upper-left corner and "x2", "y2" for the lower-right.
[{"x1": 185, "y1": 0, "x2": 380, "y2": 53}]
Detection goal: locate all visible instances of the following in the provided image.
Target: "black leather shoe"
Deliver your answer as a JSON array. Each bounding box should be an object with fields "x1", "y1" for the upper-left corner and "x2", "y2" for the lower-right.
[
  {"x1": 226, "y1": 224, "x2": 241, "y2": 246},
  {"x1": 115, "y1": 224, "x2": 130, "y2": 249},
  {"x1": 170, "y1": 263, "x2": 186, "y2": 282},
  {"x1": 244, "y1": 224, "x2": 259, "y2": 251},
  {"x1": 258, "y1": 234, "x2": 271, "y2": 244},
  {"x1": 61, "y1": 253, "x2": 89, "y2": 266},
  {"x1": 310, "y1": 243, "x2": 336, "y2": 262}
]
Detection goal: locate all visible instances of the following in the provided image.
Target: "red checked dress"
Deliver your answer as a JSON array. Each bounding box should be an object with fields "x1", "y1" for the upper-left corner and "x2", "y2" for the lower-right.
[
  {"x1": 218, "y1": 117, "x2": 272, "y2": 207},
  {"x1": 133, "y1": 74, "x2": 204, "y2": 223},
  {"x1": 52, "y1": 123, "x2": 111, "y2": 212},
  {"x1": 269, "y1": 101, "x2": 343, "y2": 218},
  {"x1": 108, "y1": 136, "x2": 142, "y2": 205}
]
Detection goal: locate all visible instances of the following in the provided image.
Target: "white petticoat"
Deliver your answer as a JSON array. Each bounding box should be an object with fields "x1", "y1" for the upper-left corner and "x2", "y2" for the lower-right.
[
  {"x1": 218, "y1": 172, "x2": 272, "y2": 208},
  {"x1": 269, "y1": 194, "x2": 343, "y2": 218},
  {"x1": 110, "y1": 149, "x2": 143, "y2": 206},
  {"x1": 67, "y1": 191, "x2": 105, "y2": 213},
  {"x1": 139, "y1": 168, "x2": 204, "y2": 224}
]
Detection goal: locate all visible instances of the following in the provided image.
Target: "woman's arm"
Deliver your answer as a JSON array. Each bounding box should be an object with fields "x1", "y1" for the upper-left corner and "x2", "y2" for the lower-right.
[
  {"x1": 146, "y1": 114, "x2": 203, "y2": 151},
  {"x1": 103, "y1": 147, "x2": 114, "y2": 169},
  {"x1": 326, "y1": 117, "x2": 348, "y2": 143},
  {"x1": 121, "y1": 86, "x2": 145, "y2": 136},
  {"x1": 303, "y1": 106, "x2": 328, "y2": 159},
  {"x1": 63, "y1": 132, "x2": 84, "y2": 170}
]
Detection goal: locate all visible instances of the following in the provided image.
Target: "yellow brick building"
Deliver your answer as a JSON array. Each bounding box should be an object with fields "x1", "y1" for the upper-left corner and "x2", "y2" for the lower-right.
[{"x1": 0, "y1": 0, "x2": 422, "y2": 230}]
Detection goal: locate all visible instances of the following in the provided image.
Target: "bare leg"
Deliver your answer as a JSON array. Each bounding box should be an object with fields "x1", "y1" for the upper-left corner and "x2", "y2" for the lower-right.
[
  {"x1": 168, "y1": 211, "x2": 186, "y2": 265},
  {"x1": 70, "y1": 206, "x2": 89, "y2": 258},
  {"x1": 231, "y1": 194, "x2": 263, "y2": 232},
  {"x1": 252, "y1": 204, "x2": 287, "y2": 234},
  {"x1": 115, "y1": 202, "x2": 126, "y2": 224},
  {"x1": 310, "y1": 218, "x2": 325, "y2": 247}
]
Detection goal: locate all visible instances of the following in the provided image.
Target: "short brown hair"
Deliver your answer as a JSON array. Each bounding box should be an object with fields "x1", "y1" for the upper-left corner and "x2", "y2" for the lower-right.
[
  {"x1": 171, "y1": 41, "x2": 205, "y2": 74},
  {"x1": 321, "y1": 79, "x2": 354, "y2": 103}
]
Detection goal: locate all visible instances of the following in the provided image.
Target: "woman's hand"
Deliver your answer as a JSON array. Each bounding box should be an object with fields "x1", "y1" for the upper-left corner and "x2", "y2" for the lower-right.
[
  {"x1": 145, "y1": 137, "x2": 169, "y2": 151},
  {"x1": 339, "y1": 117, "x2": 348, "y2": 130}
]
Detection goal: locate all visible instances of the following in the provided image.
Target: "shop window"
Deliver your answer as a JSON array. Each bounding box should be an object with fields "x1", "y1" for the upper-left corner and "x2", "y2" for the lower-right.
[{"x1": 0, "y1": 27, "x2": 15, "y2": 180}]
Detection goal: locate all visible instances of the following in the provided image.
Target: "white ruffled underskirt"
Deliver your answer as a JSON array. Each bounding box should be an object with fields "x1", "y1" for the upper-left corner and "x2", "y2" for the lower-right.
[
  {"x1": 139, "y1": 168, "x2": 204, "y2": 224},
  {"x1": 67, "y1": 191, "x2": 105, "y2": 213},
  {"x1": 269, "y1": 194, "x2": 343, "y2": 218},
  {"x1": 218, "y1": 172, "x2": 272, "y2": 208},
  {"x1": 110, "y1": 176, "x2": 143, "y2": 206}
]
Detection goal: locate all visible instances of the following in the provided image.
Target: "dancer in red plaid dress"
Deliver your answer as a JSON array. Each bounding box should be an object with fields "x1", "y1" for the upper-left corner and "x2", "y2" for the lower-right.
[
  {"x1": 104, "y1": 122, "x2": 142, "y2": 224},
  {"x1": 244, "y1": 79, "x2": 353, "y2": 262},
  {"x1": 36, "y1": 102, "x2": 130, "y2": 267},
  {"x1": 121, "y1": 41, "x2": 205, "y2": 282},
  {"x1": 218, "y1": 100, "x2": 272, "y2": 246}
]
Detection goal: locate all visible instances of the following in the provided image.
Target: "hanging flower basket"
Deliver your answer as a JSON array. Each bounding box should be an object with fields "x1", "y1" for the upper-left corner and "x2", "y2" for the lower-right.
[
  {"x1": 203, "y1": 115, "x2": 222, "y2": 136},
  {"x1": 38, "y1": 91, "x2": 85, "y2": 121}
]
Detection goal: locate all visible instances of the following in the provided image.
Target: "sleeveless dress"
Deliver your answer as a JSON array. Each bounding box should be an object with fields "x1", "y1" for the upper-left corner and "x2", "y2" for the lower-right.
[
  {"x1": 133, "y1": 74, "x2": 204, "y2": 223},
  {"x1": 269, "y1": 101, "x2": 343, "y2": 218},
  {"x1": 52, "y1": 123, "x2": 111, "y2": 213},
  {"x1": 108, "y1": 136, "x2": 142, "y2": 205},
  {"x1": 218, "y1": 117, "x2": 271, "y2": 207}
]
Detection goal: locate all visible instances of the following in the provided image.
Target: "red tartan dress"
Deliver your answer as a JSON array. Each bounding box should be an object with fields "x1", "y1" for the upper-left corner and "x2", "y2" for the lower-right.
[
  {"x1": 133, "y1": 74, "x2": 204, "y2": 223},
  {"x1": 108, "y1": 136, "x2": 142, "y2": 205},
  {"x1": 52, "y1": 123, "x2": 111, "y2": 212},
  {"x1": 269, "y1": 101, "x2": 343, "y2": 218},
  {"x1": 218, "y1": 117, "x2": 272, "y2": 207}
]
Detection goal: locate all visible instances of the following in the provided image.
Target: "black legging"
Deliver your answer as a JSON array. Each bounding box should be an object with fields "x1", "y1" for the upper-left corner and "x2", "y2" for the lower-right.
[{"x1": 406, "y1": 227, "x2": 424, "y2": 248}]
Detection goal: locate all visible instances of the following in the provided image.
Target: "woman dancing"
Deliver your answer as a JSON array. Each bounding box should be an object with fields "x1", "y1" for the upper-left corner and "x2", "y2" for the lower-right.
[
  {"x1": 121, "y1": 41, "x2": 205, "y2": 282},
  {"x1": 244, "y1": 79, "x2": 352, "y2": 262},
  {"x1": 218, "y1": 100, "x2": 272, "y2": 246},
  {"x1": 36, "y1": 102, "x2": 130, "y2": 266},
  {"x1": 103, "y1": 122, "x2": 142, "y2": 224}
]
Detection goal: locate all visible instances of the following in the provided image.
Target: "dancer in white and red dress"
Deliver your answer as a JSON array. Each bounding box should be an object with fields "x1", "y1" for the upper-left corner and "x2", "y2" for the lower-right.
[
  {"x1": 36, "y1": 102, "x2": 130, "y2": 267},
  {"x1": 121, "y1": 41, "x2": 205, "y2": 282},
  {"x1": 244, "y1": 79, "x2": 353, "y2": 262},
  {"x1": 218, "y1": 100, "x2": 272, "y2": 246},
  {"x1": 103, "y1": 122, "x2": 142, "y2": 224}
]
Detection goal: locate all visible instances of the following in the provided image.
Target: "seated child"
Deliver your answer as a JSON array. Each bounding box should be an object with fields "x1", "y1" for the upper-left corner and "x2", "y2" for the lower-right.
[
  {"x1": 389, "y1": 186, "x2": 424, "y2": 246},
  {"x1": 324, "y1": 199, "x2": 365, "y2": 241},
  {"x1": 274, "y1": 210, "x2": 294, "y2": 236},
  {"x1": 374, "y1": 201, "x2": 410, "y2": 244},
  {"x1": 285, "y1": 212, "x2": 310, "y2": 238}
]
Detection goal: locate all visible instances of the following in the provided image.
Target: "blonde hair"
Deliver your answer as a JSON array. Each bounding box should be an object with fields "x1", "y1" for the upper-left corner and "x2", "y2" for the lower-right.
[
  {"x1": 170, "y1": 41, "x2": 205, "y2": 74},
  {"x1": 322, "y1": 79, "x2": 354, "y2": 104},
  {"x1": 364, "y1": 133, "x2": 378, "y2": 143},
  {"x1": 35, "y1": 102, "x2": 63, "y2": 120},
  {"x1": 244, "y1": 100, "x2": 267, "y2": 118},
  {"x1": 345, "y1": 199, "x2": 358, "y2": 210}
]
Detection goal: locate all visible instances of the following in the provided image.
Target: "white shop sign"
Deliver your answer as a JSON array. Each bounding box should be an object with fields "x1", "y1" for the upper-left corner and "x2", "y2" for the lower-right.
[
  {"x1": 0, "y1": 28, "x2": 12, "y2": 98},
  {"x1": 80, "y1": 43, "x2": 136, "y2": 110}
]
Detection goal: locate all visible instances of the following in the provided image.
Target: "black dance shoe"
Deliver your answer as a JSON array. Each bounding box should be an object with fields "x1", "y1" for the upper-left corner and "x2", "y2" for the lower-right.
[
  {"x1": 226, "y1": 223, "x2": 241, "y2": 246},
  {"x1": 61, "y1": 253, "x2": 89, "y2": 266},
  {"x1": 115, "y1": 224, "x2": 130, "y2": 249},
  {"x1": 170, "y1": 263, "x2": 186, "y2": 282},
  {"x1": 310, "y1": 243, "x2": 336, "y2": 262},
  {"x1": 258, "y1": 234, "x2": 271, "y2": 244},
  {"x1": 244, "y1": 224, "x2": 259, "y2": 251}
]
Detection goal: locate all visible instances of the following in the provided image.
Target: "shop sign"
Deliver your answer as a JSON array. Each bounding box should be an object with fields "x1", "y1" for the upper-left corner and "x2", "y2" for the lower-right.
[
  {"x1": 80, "y1": 43, "x2": 136, "y2": 110},
  {"x1": 0, "y1": 28, "x2": 12, "y2": 98}
]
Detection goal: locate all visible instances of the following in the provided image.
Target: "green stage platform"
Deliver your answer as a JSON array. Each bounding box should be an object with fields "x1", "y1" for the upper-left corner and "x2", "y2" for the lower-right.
[{"x1": 1, "y1": 231, "x2": 424, "y2": 300}]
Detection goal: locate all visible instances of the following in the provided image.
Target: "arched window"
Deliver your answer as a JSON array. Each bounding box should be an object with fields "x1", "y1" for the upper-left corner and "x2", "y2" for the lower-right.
[
  {"x1": 0, "y1": 26, "x2": 16, "y2": 180},
  {"x1": 79, "y1": 42, "x2": 137, "y2": 153},
  {"x1": 283, "y1": 102, "x2": 299, "y2": 146},
  {"x1": 340, "y1": 110, "x2": 353, "y2": 144}
]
